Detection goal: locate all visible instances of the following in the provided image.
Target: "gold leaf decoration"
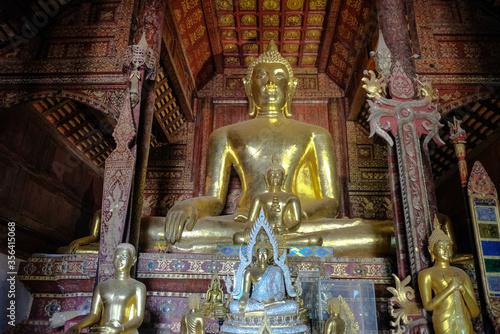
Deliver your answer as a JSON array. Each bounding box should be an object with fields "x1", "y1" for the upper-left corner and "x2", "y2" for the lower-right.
[
  {"x1": 239, "y1": 0, "x2": 257, "y2": 10},
  {"x1": 286, "y1": 56, "x2": 298, "y2": 65},
  {"x1": 223, "y1": 44, "x2": 238, "y2": 53},
  {"x1": 302, "y1": 55, "x2": 317, "y2": 64},
  {"x1": 303, "y1": 43, "x2": 319, "y2": 52},
  {"x1": 245, "y1": 56, "x2": 256, "y2": 64},
  {"x1": 224, "y1": 56, "x2": 240, "y2": 65},
  {"x1": 286, "y1": 0, "x2": 304, "y2": 10},
  {"x1": 263, "y1": 30, "x2": 279, "y2": 40},
  {"x1": 216, "y1": 0, "x2": 233, "y2": 10},
  {"x1": 283, "y1": 44, "x2": 299, "y2": 53},
  {"x1": 263, "y1": 0, "x2": 280, "y2": 11},
  {"x1": 241, "y1": 14, "x2": 257, "y2": 26},
  {"x1": 221, "y1": 30, "x2": 237, "y2": 40},
  {"x1": 285, "y1": 15, "x2": 302, "y2": 26},
  {"x1": 242, "y1": 30, "x2": 258, "y2": 40},
  {"x1": 263, "y1": 14, "x2": 280, "y2": 26},
  {"x1": 219, "y1": 14, "x2": 235, "y2": 26},
  {"x1": 307, "y1": 14, "x2": 324, "y2": 26},
  {"x1": 305, "y1": 30, "x2": 321, "y2": 39},
  {"x1": 284, "y1": 30, "x2": 301, "y2": 39},
  {"x1": 310, "y1": 0, "x2": 327, "y2": 10},
  {"x1": 242, "y1": 44, "x2": 259, "y2": 53}
]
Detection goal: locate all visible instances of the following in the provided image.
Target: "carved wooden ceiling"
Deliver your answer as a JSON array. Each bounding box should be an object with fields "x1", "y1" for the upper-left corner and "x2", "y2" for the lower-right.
[
  {"x1": 171, "y1": 0, "x2": 376, "y2": 89},
  {"x1": 31, "y1": 98, "x2": 116, "y2": 168}
]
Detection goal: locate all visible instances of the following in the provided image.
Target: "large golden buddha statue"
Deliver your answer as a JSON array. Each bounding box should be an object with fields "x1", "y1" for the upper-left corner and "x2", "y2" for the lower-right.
[{"x1": 140, "y1": 41, "x2": 393, "y2": 257}]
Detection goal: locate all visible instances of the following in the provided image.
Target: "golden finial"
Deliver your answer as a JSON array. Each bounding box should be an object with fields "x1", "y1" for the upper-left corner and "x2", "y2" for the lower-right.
[
  {"x1": 245, "y1": 40, "x2": 295, "y2": 82},
  {"x1": 428, "y1": 215, "x2": 451, "y2": 251}
]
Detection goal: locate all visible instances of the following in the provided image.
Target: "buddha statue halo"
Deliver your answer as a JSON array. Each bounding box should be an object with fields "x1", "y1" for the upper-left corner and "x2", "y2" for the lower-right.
[{"x1": 225, "y1": 208, "x2": 296, "y2": 299}]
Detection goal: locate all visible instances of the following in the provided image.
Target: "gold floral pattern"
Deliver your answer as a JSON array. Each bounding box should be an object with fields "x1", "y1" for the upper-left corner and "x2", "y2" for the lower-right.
[
  {"x1": 303, "y1": 43, "x2": 319, "y2": 52},
  {"x1": 286, "y1": 56, "x2": 298, "y2": 65},
  {"x1": 242, "y1": 44, "x2": 259, "y2": 53},
  {"x1": 305, "y1": 30, "x2": 321, "y2": 39},
  {"x1": 225, "y1": 56, "x2": 240, "y2": 65},
  {"x1": 284, "y1": 30, "x2": 301, "y2": 39},
  {"x1": 440, "y1": 43, "x2": 459, "y2": 58},
  {"x1": 263, "y1": 14, "x2": 280, "y2": 26},
  {"x1": 239, "y1": 0, "x2": 257, "y2": 10},
  {"x1": 245, "y1": 56, "x2": 256, "y2": 64},
  {"x1": 309, "y1": 0, "x2": 327, "y2": 10},
  {"x1": 241, "y1": 14, "x2": 257, "y2": 26},
  {"x1": 464, "y1": 43, "x2": 481, "y2": 58},
  {"x1": 286, "y1": 15, "x2": 302, "y2": 26},
  {"x1": 216, "y1": 0, "x2": 233, "y2": 10},
  {"x1": 307, "y1": 14, "x2": 324, "y2": 26},
  {"x1": 242, "y1": 30, "x2": 258, "y2": 40},
  {"x1": 221, "y1": 30, "x2": 237, "y2": 40},
  {"x1": 283, "y1": 43, "x2": 299, "y2": 53},
  {"x1": 302, "y1": 55, "x2": 317, "y2": 64},
  {"x1": 223, "y1": 44, "x2": 238, "y2": 53},
  {"x1": 263, "y1": 0, "x2": 280, "y2": 11},
  {"x1": 219, "y1": 14, "x2": 235, "y2": 26},
  {"x1": 286, "y1": 0, "x2": 304, "y2": 10},
  {"x1": 263, "y1": 30, "x2": 279, "y2": 40}
]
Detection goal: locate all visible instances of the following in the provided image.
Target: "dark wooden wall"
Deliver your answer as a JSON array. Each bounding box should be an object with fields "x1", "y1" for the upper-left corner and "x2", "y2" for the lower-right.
[
  {"x1": 0, "y1": 104, "x2": 103, "y2": 259},
  {"x1": 436, "y1": 136, "x2": 500, "y2": 254}
]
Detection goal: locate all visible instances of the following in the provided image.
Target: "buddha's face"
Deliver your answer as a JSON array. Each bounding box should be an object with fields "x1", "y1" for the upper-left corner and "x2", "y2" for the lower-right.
[
  {"x1": 432, "y1": 239, "x2": 453, "y2": 262},
  {"x1": 250, "y1": 62, "x2": 290, "y2": 112},
  {"x1": 113, "y1": 247, "x2": 134, "y2": 271},
  {"x1": 267, "y1": 168, "x2": 284, "y2": 187},
  {"x1": 257, "y1": 247, "x2": 269, "y2": 264}
]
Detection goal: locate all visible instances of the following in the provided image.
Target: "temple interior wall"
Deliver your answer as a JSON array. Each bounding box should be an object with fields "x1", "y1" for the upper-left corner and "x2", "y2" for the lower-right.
[{"x1": 0, "y1": 104, "x2": 103, "y2": 258}]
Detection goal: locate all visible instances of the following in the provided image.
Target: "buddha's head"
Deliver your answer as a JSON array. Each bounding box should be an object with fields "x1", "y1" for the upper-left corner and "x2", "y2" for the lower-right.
[
  {"x1": 428, "y1": 217, "x2": 453, "y2": 262},
  {"x1": 266, "y1": 161, "x2": 286, "y2": 188},
  {"x1": 113, "y1": 243, "x2": 136, "y2": 272},
  {"x1": 188, "y1": 294, "x2": 201, "y2": 311},
  {"x1": 327, "y1": 297, "x2": 341, "y2": 316},
  {"x1": 210, "y1": 275, "x2": 220, "y2": 290},
  {"x1": 243, "y1": 40, "x2": 298, "y2": 117},
  {"x1": 255, "y1": 234, "x2": 273, "y2": 265}
]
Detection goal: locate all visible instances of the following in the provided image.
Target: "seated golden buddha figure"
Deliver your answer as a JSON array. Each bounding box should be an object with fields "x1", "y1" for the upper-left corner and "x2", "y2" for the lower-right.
[
  {"x1": 221, "y1": 214, "x2": 308, "y2": 333},
  {"x1": 140, "y1": 40, "x2": 393, "y2": 257},
  {"x1": 57, "y1": 210, "x2": 101, "y2": 254},
  {"x1": 323, "y1": 298, "x2": 345, "y2": 334},
  {"x1": 66, "y1": 243, "x2": 146, "y2": 334},
  {"x1": 233, "y1": 161, "x2": 322, "y2": 246},
  {"x1": 201, "y1": 271, "x2": 227, "y2": 318},
  {"x1": 418, "y1": 219, "x2": 479, "y2": 334}
]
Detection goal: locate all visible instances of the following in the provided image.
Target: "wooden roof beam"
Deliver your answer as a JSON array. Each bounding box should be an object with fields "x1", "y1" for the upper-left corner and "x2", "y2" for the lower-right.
[
  {"x1": 162, "y1": 1, "x2": 196, "y2": 122},
  {"x1": 201, "y1": 0, "x2": 223, "y2": 74},
  {"x1": 317, "y1": 0, "x2": 343, "y2": 73},
  {"x1": 41, "y1": 99, "x2": 71, "y2": 117},
  {"x1": 153, "y1": 112, "x2": 172, "y2": 143}
]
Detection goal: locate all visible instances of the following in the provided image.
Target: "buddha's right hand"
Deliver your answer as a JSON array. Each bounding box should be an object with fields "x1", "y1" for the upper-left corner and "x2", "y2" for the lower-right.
[{"x1": 165, "y1": 201, "x2": 198, "y2": 244}]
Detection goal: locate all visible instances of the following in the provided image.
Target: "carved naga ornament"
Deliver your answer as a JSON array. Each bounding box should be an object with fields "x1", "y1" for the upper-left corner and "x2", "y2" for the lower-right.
[{"x1": 362, "y1": 31, "x2": 444, "y2": 148}]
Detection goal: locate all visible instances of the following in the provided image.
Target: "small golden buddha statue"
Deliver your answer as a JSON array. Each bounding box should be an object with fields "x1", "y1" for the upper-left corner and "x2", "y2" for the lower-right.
[
  {"x1": 66, "y1": 243, "x2": 146, "y2": 334},
  {"x1": 418, "y1": 218, "x2": 479, "y2": 334},
  {"x1": 233, "y1": 162, "x2": 321, "y2": 247},
  {"x1": 323, "y1": 297, "x2": 345, "y2": 334},
  {"x1": 140, "y1": 40, "x2": 393, "y2": 257},
  {"x1": 180, "y1": 294, "x2": 205, "y2": 334},
  {"x1": 201, "y1": 271, "x2": 227, "y2": 318},
  {"x1": 57, "y1": 210, "x2": 101, "y2": 254}
]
